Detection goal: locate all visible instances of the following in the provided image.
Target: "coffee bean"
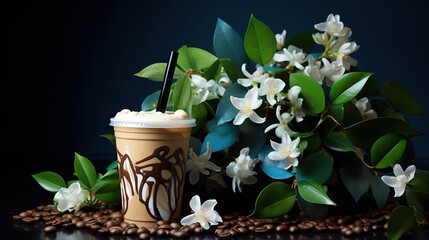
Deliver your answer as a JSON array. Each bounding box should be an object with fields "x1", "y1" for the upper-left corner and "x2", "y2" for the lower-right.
[
  {"x1": 109, "y1": 226, "x2": 123, "y2": 234},
  {"x1": 170, "y1": 221, "x2": 181, "y2": 229},
  {"x1": 138, "y1": 232, "x2": 150, "y2": 240},
  {"x1": 289, "y1": 225, "x2": 299, "y2": 233},
  {"x1": 276, "y1": 224, "x2": 288, "y2": 232},
  {"x1": 173, "y1": 230, "x2": 189, "y2": 238},
  {"x1": 21, "y1": 217, "x2": 35, "y2": 224},
  {"x1": 193, "y1": 226, "x2": 204, "y2": 234},
  {"x1": 156, "y1": 228, "x2": 167, "y2": 237},
  {"x1": 236, "y1": 226, "x2": 249, "y2": 234},
  {"x1": 44, "y1": 225, "x2": 57, "y2": 233}
]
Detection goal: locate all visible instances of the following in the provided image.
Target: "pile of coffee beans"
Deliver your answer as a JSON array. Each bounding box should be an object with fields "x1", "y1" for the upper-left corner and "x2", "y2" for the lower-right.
[{"x1": 13, "y1": 202, "x2": 394, "y2": 239}]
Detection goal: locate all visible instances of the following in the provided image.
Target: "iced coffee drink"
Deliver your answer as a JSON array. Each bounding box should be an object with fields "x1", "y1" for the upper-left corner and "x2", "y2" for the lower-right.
[{"x1": 110, "y1": 109, "x2": 195, "y2": 228}]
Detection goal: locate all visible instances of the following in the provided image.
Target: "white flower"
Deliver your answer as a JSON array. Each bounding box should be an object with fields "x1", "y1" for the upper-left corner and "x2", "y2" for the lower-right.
[
  {"x1": 53, "y1": 182, "x2": 90, "y2": 212},
  {"x1": 312, "y1": 32, "x2": 330, "y2": 45},
  {"x1": 320, "y1": 58, "x2": 345, "y2": 86},
  {"x1": 354, "y1": 97, "x2": 377, "y2": 120},
  {"x1": 180, "y1": 195, "x2": 223, "y2": 230},
  {"x1": 265, "y1": 105, "x2": 295, "y2": 138},
  {"x1": 207, "y1": 79, "x2": 226, "y2": 97},
  {"x1": 268, "y1": 132, "x2": 301, "y2": 170},
  {"x1": 275, "y1": 30, "x2": 287, "y2": 50},
  {"x1": 273, "y1": 45, "x2": 307, "y2": 70},
  {"x1": 237, "y1": 64, "x2": 269, "y2": 87},
  {"x1": 230, "y1": 87, "x2": 266, "y2": 125},
  {"x1": 258, "y1": 77, "x2": 286, "y2": 106},
  {"x1": 314, "y1": 14, "x2": 348, "y2": 37},
  {"x1": 335, "y1": 41, "x2": 359, "y2": 70},
  {"x1": 287, "y1": 86, "x2": 306, "y2": 122},
  {"x1": 190, "y1": 75, "x2": 210, "y2": 105},
  {"x1": 381, "y1": 164, "x2": 416, "y2": 197},
  {"x1": 186, "y1": 143, "x2": 221, "y2": 185},
  {"x1": 226, "y1": 148, "x2": 259, "y2": 193},
  {"x1": 303, "y1": 56, "x2": 323, "y2": 84}
]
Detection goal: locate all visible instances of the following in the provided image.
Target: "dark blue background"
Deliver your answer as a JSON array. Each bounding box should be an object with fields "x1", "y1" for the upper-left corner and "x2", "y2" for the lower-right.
[{"x1": 5, "y1": 0, "x2": 428, "y2": 174}]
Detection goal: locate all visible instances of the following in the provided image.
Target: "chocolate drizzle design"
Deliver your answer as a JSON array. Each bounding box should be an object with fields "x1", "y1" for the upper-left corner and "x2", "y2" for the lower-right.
[{"x1": 118, "y1": 146, "x2": 185, "y2": 221}]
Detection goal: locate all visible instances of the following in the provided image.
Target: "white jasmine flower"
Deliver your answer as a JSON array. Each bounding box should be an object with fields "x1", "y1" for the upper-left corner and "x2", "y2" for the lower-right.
[
  {"x1": 320, "y1": 58, "x2": 345, "y2": 86},
  {"x1": 265, "y1": 105, "x2": 296, "y2": 138},
  {"x1": 381, "y1": 164, "x2": 416, "y2": 197},
  {"x1": 237, "y1": 64, "x2": 269, "y2": 87},
  {"x1": 268, "y1": 132, "x2": 301, "y2": 170},
  {"x1": 275, "y1": 30, "x2": 287, "y2": 50},
  {"x1": 354, "y1": 97, "x2": 377, "y2": 120},
  {"x1": 207, "y1": 79, "x2": 226, "y2": 97},
  {"x1": 303, "y1": 56, "x2": 323, "y2": 84},
  {"x1": 287, "y1": 86, "x2": 306, "y2": 122},
  {"x1": 186, "y1": 143, "x2": 221, "y2": 185},
  {"x1": 190, "y1": 75, "x2": 210, "y2": 105},
  {"x1": 180, "y1": 195, "x2": 223, "y2": 230},
  {"x1": 230, "y1": 87, "x2": 266, "y2": 125},
  {"x1": 314, "y1": 14, "x2": 348, "y2": 37},
  {"x1": 258, "y1": 77, "x2": 286, "y2": 106},
  {"x1": 273, "y1": 45, "x2": 307, "y2": 70},
  {"x1": 53, "y1": 182, "x2": 90, "y2": 212},
  {"x1": 312, "y1": 32, "x2": 330, "y2": 45},
  {"x1": 226, "y1": 147, "x2": 259, "y2": 193}
]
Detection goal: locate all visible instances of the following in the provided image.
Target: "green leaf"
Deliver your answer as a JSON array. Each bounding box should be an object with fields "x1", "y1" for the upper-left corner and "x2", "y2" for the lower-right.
[
  {"x1": 289, "y1": 73, "x2": 325, "y2": 114},
  {"x1": 296, "y1": 150, "x2": 333, "y2": 184},
  {"x1": 329, "y1": 72, "x2": 373, "y2": 105},
  {"x1": 219, "y1": 58, "x2": 244, "y2": 82},
  {"x1": 344, "y1": 117, "x2": 422, "y2": 150},
  {"x1": 173, "y1": 76, "x2": 192, "y2": 112},
  {"x1": 100, "y1": 169, "x2": 119, "y2": 181},
  {"x1": 387, "y1": 206, "x2": 417, "y2": 240},
  {"x1": 409, "y1": 169, "x2": 429, "y2": 194},
  {"x1": 100, "y1": 133, "x2": 115, "y2": 147},
  {"x1": 323, "y1": 131, "x2": 355, "y2": 152},
  {"x1": 106, "y1": 161, "x2": 118, "y2": 171},
  {"x1": 134, "y1": 63, "x2": 185, "y2": 81},
  {"x1": 297, "y1": 181, "x2": 336, "y2": 206},
  {"x1": 297, "y1": 190, "x2": 330, "y2": 219},
  {"x1": 406, "y1": 188, "x2": 429, "y2": 222},
  {"x1": 371, "y1": 133, "x2": 407, "y2": 169},
  {"x1": 191, "y1": 103, "x2": 208, "y2": 133},
  {"x1": 383, "y1": 80, "x2": 425, "y2": 115},
  {"x1": 202, "y1": 60, "x2": 222, "y2": 81},
  {"x1": 94, "y1": 180, "x2": 121, "y2": 203},
  {"x1": 244, "y1": 15, "x2": 276, "y2": 65},
  {"x1": 371, "y1": 175, "x2": 390, "y2": 209},
  {"x1": 250, "y1": 182, "x2": 297, "y2": 218},
  {"x1": 284, "y1": 30, "x2": 316, "y2": 54},
  {"x1": 177, "y1": 45, "x2": 218, "y2": 71},
  {"x1": 32, "y1": 171, "x2": 66, "y2": 193},
  {"x1": 339, "y1": 154, "x2": 373, "y2": 202},
  {"x1": 74, "y1": 152, "x2": 98, "y2": 189},
  {"x1": 213, "y1": 18, "x2": 247, "y2": 68}
]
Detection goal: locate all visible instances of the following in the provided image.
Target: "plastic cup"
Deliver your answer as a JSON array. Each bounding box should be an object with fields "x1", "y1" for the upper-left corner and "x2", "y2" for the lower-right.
[{"x1": 110, "y1": 109, "x2": 195, "y2": 228}]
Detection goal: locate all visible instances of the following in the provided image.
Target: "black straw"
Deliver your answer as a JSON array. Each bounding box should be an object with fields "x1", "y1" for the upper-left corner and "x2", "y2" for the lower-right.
[{"x1": 156, "y1": 51, "x2": 179, "y2": 112}]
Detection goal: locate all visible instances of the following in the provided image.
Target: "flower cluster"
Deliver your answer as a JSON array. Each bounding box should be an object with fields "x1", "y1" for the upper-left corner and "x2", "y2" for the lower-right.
[{"x1": 135, "y1": 13, "x2": 428, "y2": 238}]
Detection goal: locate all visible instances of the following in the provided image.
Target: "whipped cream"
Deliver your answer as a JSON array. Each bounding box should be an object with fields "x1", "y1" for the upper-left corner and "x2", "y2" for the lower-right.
[{"x1": 110, "y1": 109, "x2": 196, "y2": 128}]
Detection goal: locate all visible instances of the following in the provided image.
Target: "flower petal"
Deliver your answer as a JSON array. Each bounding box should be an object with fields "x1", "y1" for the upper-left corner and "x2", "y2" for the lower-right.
[{"x1": 180, "y1": 214, "x2": 197, "y2": 226}]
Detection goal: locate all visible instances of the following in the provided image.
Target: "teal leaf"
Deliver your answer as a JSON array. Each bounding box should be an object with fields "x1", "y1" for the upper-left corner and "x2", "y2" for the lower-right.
[
  {"x1": 329, "y1": 72, "x2": 373, "y2": 105},
  {"x1": 244, "y1": 15, "x2": 276, "y2": 65},
  {"x1": 289, "y1": 73, "x2": 325, "y2": 114},
  {"x1": 32, "y1": 171, "x2": 66, "y2": 193},
  {"x1": 236, "y1": 120, "x2": 266, "y2": 158},
  {"x1": 134, "y1": 63, "x2": 185, "y2": 81},
  {"x1": 141, "y1": 90, "x2": 173, "y2": 112},
  {"x1": 383, "y1": 80, "x2": 425, "y2": 115},
  {"x1": 106, "y1": 161, "x2": 118, "y2": 171},
  {"x1": 387, "y1": 206, "x2": 417, "y2": 240},
  {"x1": 339, "y1": 154, "x2": 373, "y2": 202},
  {"x1": 100, "y1": 133, "x2": 115, "y2": 147},
  {"x1": 323, "y1": 131, "x2": 355, "y2": 152},
  {"x1": 296, "y1": 150, "x2": 333, "y2": 184},
  {"x1": 371, "y1": 133, "x2": 407, "y2": 169},
  {"x1": 371, "y1": 175, "x2": 390, "y2": 209},
  {"x1": 297, "y1": 181, "x2": 336, "y2": 205},
  {"x1": 215, "y1": 83, "x2": 247, "y2": 125},
  {"x1": 201, "y1": 123, "x2": 239, "y2": 153},
  {"x1": 344, "y1": 117, "x2": 422, "y2": 150},
  {"x1": 74, "y1": 152, "x2": 98, "y2": 189},
  {"x1": 250, "y1": 182, "x2": 296, "y2": 218},
  {"x1": 284, "y1": 30, "x2": 316, "y2": 54},
  {"x1": 213, "y1": 18, "x2": 247, "y2": 68}
]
